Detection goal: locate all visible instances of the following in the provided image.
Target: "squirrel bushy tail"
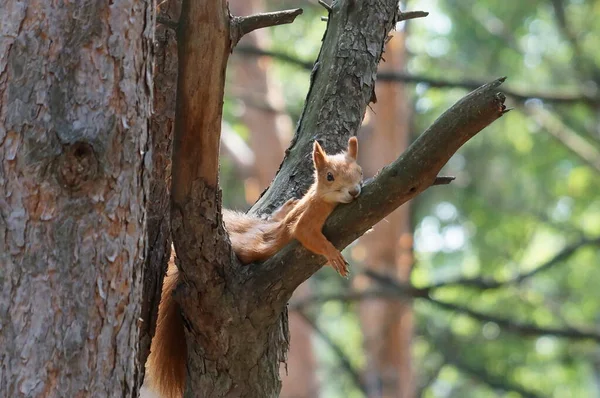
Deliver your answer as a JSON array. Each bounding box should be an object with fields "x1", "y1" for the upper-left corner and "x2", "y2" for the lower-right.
[
  {"x1": 146, "y1": 262, "x2": 186, "y2": 398},
  {"x1": 223, "y1": 209, "x2": 291, "y2": 264}
]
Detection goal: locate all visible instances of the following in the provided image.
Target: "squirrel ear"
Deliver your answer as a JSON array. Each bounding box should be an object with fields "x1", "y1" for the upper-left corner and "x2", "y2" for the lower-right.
[
  {"x1": 313, "y1": 140, "x2": 326, "y2": 170},
  {"x1": 347, "y1": 136, "x2": 358, "y2": 160}
]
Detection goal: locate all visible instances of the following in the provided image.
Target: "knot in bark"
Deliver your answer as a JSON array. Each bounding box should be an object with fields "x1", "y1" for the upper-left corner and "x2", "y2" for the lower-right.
[{"x1": 57, "y1": 141, "x2": 99, "y2": 190}]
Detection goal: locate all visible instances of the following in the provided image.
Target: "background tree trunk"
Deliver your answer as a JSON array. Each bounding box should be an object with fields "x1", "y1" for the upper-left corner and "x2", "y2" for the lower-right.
[
  {"x1": 0, "y1": 0, "x2": 153, "y2": 396},
  {"x1": 356, "y1": 32, "x2": 414, "y2": 398}
]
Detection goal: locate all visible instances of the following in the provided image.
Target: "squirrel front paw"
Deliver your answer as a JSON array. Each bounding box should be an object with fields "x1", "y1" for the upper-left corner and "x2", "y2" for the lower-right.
[{"x1": 327, "y1": 250, "x2": 349, "y2": 277}]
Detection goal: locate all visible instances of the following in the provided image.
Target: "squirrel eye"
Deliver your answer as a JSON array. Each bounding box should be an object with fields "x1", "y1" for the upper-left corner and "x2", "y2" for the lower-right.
[{"x1": 326, "y1": 172, "x2": 335, "y2": 182}]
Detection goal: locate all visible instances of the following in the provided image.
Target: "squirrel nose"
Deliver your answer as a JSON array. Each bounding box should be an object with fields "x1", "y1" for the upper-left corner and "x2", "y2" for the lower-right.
[{"x1": 349, "y1": 185, "x2": 361, "y2": 198}]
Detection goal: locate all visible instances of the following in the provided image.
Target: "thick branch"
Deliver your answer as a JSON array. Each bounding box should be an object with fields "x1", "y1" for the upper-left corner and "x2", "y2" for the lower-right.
[
  {"x1": 230, "y1": 9, "x2": 303, "y2": 48},
  {"x1": 251, "y1": 78, "x2": 507, "y2": 311},
  {"x1": 171, "y1": 1, "x2": 229, "y2": 202}
]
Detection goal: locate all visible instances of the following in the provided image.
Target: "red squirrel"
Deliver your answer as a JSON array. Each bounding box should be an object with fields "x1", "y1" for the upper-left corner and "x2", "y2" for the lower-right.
[{"x1": 146, "y1": 137, "x2": 363, "y2": 398}]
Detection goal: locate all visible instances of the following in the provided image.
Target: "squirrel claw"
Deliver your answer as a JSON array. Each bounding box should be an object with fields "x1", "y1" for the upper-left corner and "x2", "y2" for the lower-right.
[{"x1": 327, "y1": 252, "x2": 349, "y2": 277}]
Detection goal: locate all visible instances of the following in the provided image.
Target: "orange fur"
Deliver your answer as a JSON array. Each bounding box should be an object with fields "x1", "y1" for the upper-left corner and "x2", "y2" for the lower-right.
[
  {"x1": 146, "y1": 260, "x2": 186, "y2": 398},
  {"x1": 146, "y1": 137, "x2": 363, "y2": 397}
]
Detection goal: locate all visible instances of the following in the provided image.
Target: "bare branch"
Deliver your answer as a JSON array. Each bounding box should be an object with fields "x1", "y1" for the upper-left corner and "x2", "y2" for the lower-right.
[
  {"x1": 234, "y1": 45, "x2": 600, "y2": 106},
  {"x1": 317, "y1": 0, "x2": 331, "y2": 12},
  {"x1": 432, "y1": 176, "x2": 455, "y2": 185},
  {"x1": 138, "y1": 0, "x2": 180, "y2": 384},
  {"x1": 230, "y1": 9, "x2": 303, "y2": 48},
  {"x1": 397, "y1": 10, "x2": 429, "y2": 21},
  {"x1": 252, "y1": 78, "x2": 507, "y2": 308}
]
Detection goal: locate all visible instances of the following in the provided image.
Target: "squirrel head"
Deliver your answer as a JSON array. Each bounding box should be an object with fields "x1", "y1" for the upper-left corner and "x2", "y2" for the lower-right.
[{"x1": 312, "y1": 137, "x2": 363, "y2": 204}]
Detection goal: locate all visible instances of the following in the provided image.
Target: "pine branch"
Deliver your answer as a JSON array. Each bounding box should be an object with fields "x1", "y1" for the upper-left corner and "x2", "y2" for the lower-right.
[{"x1": 230, "y1": 9, "x2": 303, "y2": 48}]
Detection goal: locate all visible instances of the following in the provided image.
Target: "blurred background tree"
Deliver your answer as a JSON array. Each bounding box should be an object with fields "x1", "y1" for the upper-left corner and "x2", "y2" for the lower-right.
[{"x1": 222, "y1": 0, "x2": 600, "y2": 397}]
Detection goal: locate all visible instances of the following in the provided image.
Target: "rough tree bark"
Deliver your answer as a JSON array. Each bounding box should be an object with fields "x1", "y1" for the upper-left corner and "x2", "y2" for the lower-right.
[
  {"x1": 138, "y1": 0, "x2": 181, "y2": 390},
  {"x1": 161, "y1": 0, "x2": 506, "y2": 397},
  {"x1": 0, "y1": 0, "x2": 153, "y2": 396}
]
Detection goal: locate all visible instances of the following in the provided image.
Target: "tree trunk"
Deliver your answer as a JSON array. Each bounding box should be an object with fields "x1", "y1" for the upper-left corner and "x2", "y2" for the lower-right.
[
  {"x1": 357, "y1": 32, "x2": 414, "y2": 398},
  {"x1": 138, "y1": 0, "x2": 181, "y2": 390},
  {"x1": 0, "y1": 0, "x2": 153, "y2": 396}
]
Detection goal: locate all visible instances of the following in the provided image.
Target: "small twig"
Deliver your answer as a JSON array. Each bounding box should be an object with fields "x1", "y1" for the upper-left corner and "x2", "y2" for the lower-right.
[
  {"x1": 230, "y1": 8, "x2": 303, "y2": 49},
  {"x1": 318, "y1": 0, "x2": 332, "y2": 12},
  {"x1": 156, "y1": 15, "x2": 179, "y2": 31},
  {"x1": 320, "y1": 16, "x2": 329, "y2": 22},
  {"x1": 397, "y1": 10, "x2": 429, "y2": 22},
  {"x1": 432, "y1": 176, "x2": 455, "y2": 185}
]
